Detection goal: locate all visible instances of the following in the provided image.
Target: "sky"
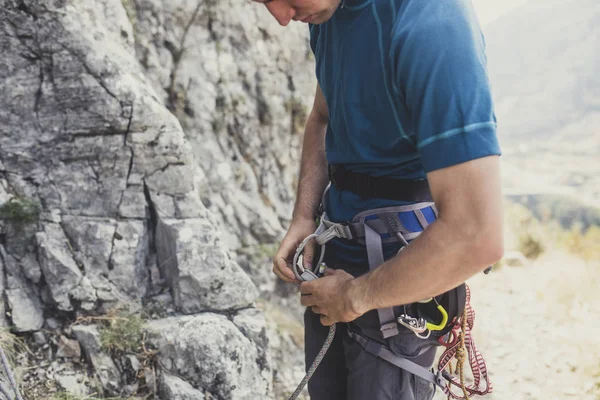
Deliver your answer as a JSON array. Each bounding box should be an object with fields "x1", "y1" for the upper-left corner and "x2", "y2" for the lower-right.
[{"x1": 472, "y1": 0, "x2": 531, "y2": 25}]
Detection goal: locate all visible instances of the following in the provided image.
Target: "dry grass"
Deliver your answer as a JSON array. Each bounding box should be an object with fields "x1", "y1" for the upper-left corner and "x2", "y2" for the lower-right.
[
  {"x1": 504, "y1": 200, "x2": 600, "y2": 262},
  {"x1": 98, "y1": 312, "x2": 144, "y2": 356},
  {"x1": 0, "y1": 329, "x2": 29, "y2": 363},
  {"x1": 558, "y1": 225, "x2": 600, "y2": 261},
  {"x1": 50, "y1": 393, "x2": 143, "y2": 400}
]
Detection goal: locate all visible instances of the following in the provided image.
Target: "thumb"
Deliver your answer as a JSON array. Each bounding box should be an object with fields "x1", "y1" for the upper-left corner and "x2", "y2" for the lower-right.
[
  {"x1": 324, "y1": 266, "x2": 337, "y2": 276},
  {"x1": 302, "y1": 239, "x2": 317, "y2": 271}
]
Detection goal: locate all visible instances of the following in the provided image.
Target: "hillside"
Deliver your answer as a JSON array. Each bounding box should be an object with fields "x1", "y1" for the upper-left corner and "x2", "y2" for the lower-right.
[{"x1": 484, "y1": 0, "x2": 600, "y2": 207}]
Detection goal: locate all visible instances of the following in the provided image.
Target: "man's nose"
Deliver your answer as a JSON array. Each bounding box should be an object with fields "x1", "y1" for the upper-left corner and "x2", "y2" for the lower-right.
[{"x1": 265, "y1": 2, "x2": 296, "y2": 26}]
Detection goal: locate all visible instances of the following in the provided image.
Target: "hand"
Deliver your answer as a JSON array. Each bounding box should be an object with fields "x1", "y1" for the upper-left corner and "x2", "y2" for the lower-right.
[
  {"x1": 300, "y1": 268, "x2": 365, "y2": 326},
  {"x1": 272, "y1": 218, "x2": 317, "y2": 283}
]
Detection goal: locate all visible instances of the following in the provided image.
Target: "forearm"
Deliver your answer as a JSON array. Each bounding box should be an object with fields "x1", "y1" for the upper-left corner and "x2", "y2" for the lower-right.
[
  {"x1": 350, "y1": 212, "x2": 503, "y2": 313},
  {"x1": 292, "y1": 112, "x2": 329, "y2": 221}
]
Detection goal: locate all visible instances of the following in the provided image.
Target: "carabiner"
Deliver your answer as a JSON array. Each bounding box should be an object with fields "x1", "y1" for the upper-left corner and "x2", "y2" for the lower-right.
[
  {"x1": 292, "y1": 233, "x2": 326, "y2": 281},
  {"x1": 425, "y1": 298, "x2": 449, "y2": 332},
  {"x1": 397, "y1": 314, "x2": 431, "y2": 339}
]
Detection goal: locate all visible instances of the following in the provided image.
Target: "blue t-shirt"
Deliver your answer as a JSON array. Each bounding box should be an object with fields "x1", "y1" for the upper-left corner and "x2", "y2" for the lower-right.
[{"x1": 309, "y1": 0, "x2": 501, "y2": 263}]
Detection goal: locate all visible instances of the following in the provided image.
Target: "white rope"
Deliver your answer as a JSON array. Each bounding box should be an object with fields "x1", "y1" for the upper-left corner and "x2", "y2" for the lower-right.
[
  {"x1": 0, "y1": 345, "x2": 23, "y2": 400},
  {"x1": 288, "y1": 324, "x2": 336, "y2": 400}
]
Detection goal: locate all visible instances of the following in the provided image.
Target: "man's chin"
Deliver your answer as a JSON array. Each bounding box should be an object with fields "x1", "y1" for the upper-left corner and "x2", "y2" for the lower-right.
[{"x1": 310, "y1": 12, "x2": 334, "y2": 25}]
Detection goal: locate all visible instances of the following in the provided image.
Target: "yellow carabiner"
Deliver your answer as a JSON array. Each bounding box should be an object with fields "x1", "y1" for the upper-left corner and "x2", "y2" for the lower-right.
[{"x1": 425, "y1": 303, "x2": 449, "y2": 332}]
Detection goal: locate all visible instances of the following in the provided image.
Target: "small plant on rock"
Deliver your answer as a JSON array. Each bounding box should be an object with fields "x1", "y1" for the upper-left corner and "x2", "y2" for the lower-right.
[
  {"x1": 99, "y1": 312, "x2": 144, "y2": 355},
  {"x1": 0, "y1": 197, "x2": 40, "y2": 224}
]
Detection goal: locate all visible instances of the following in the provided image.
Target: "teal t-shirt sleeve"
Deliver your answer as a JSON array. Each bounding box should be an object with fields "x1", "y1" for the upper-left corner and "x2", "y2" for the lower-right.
[{"x1": 391, "y1": 2, "x2": 501, "y2": 173}]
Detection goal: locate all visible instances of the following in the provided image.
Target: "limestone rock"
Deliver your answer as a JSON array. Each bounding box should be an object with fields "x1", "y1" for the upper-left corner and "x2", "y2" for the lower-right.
[
  {"x1": 36, "y1": 223, "x2": 96, "y2": 311},
  {"x1": 55, "y1": 373, "x2": 89, "y2": 397},
  {"x1": 108, "y1": 220, "x2": 150, "y2": 299},
  {"x1": 0, "y1": 0, "x2": 312, "y2": 398},
  {"x1": 72, "y1": 324, "x2": 122, "y2": 395},
  {"x1": 60, "y1": 216, "x2": 116, "y2": 278},
  {"x1": 56, "y1": 335, "x2": 82, "y2": 359},
  {"x1": 155, "y1": 218, "x2": 258, "y2": 314},
  {"x1": 130, "y1": 0, "x2": 315, "y2": 248},
  {"x1": 160, "y1": 373, "x2": 205, "y2": 400},
  {"x1": 5, "y1": 287, "x2": 44, "y2": 332},
  {"x1": 232, "y1": 307, "x2": 271, "y2": 378},
  {"x1": 146, "y1": 314, "x2": 272, "y2": 400}
]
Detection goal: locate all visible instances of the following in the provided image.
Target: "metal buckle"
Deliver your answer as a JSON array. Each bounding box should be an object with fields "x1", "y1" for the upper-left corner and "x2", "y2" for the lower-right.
[
  {"x1": 398, "y1": 315, "x2": 431, "y2": 339},
  {"x1": 436, "y1": 370, "x2": 448, "y2": 388},
  {"x1": 333, "y1": 222, "x2": 352, "y2": 240}
]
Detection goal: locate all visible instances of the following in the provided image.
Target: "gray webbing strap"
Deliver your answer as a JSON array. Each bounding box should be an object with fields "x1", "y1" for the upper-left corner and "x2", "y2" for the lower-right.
[
  {"x1": 414, "y1": 209, "x2": 429, "y2": 230},
  {"x1": 340, "y1": 221, "x2": 422, "y2": 242},
  {"x1": 315, "y1": 217, "x2": 353, "y2": 244},
  {"x1": 321, "y1": 203, "x2": 436, "y2": 243},
  {"x1": 365, "y1": 224, "x2": 399, "y2": 338},
  {"x1": 349, "y1": 329, "x2": 446, "y2": 390}
]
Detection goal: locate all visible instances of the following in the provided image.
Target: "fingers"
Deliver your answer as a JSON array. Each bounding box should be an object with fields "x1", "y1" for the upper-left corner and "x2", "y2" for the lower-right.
[
  {"x1": 272, "y1": 219, "x2": 318, "y2": 282},
  {"x1": 302, "y1": 239, "x2": 317, "y2": 271},
  {"x1": 272, "y1": 238, "x2": 300, "y2": 283},
  {"x1": 300, "y1": 293, "x2": 316, "y2": 307},
  {"x1": 273, "y1": 256, "x2": 297, "y2": 283},
  {"x1": 299, "y1": 281, "x2": 314, "y2": 295}
]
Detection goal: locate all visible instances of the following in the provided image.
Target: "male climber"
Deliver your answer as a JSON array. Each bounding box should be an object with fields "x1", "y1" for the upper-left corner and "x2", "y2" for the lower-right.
[{"x1": 252, "y1": 0, "x2": 504, "y2": 399}]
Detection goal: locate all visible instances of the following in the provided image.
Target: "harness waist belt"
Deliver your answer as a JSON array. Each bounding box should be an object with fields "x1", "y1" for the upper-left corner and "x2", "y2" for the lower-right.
[{"x1": 328, "y1": 164, "x2": 432, "y2": 202}]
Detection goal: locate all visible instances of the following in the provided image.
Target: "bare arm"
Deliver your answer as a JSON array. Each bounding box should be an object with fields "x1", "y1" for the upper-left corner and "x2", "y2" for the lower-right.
[
  {"x1": 292, "y1": 84, "x2": 330, "y2": 221},
  {"x1": 272, "y1": 84, "x2": 330, "y2": 282},
  {"x1": 301, "y1": 156, "x2": 504, "y2": 323}
]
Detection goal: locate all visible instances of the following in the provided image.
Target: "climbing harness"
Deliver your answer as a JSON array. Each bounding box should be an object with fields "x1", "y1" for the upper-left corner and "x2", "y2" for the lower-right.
[{"x1": 288, "y1": 177, "x2": 493, "y2": 399}]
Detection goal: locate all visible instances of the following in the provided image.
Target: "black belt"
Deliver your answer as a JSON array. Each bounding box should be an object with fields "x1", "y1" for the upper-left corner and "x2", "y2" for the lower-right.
[{"x1": 328, "y1": 164, "x2": 432, "y2": 202}]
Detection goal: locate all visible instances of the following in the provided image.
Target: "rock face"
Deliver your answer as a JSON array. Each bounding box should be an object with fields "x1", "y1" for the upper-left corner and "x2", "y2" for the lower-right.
[
  {"x1": 1, "y1": 0, "x2": 315, "y2": 398},
  {"x1": 72, "y1": 325, "x2": 123, "y2": 395},
  {"x1": 160, "y1": 373, "x2": 206, "y2": 400},
  {"x1": 127, "y1": 0, "x2": 314, "y2": 248},
  {"x1": 147, "y1": 313, "x2": 271, "y2": 399},
  {"x1": 155, "y1": 217, "x2": 258, "y2": 314}
]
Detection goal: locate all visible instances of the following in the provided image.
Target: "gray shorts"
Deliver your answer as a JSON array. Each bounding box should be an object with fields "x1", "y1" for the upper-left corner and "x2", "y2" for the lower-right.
[{"x1": 304, "y1": 307, "x2": 438, "y2": 400}]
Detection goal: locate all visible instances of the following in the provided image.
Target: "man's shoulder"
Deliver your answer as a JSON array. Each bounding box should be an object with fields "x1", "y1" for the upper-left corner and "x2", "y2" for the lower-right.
[
  {"x1": 398, "y1": 0, "x2": 477, "y2": 19},
  {"x1": 394, "y1": 0, "x2": 480, "y2": 35},
  {"x1": 390, "y1": 0, "x2": 484, "y2": 58}
]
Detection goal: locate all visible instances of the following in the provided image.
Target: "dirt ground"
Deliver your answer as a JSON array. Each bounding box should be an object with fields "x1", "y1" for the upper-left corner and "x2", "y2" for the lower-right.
[{"x1": 434, "y1": 251, "x2": 600, "y2": 400}]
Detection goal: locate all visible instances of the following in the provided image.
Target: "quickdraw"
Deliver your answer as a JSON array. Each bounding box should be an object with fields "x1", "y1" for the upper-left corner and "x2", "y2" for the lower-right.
[{"x1": 438, "y1": 285, "x2": 493, "y2": 399}]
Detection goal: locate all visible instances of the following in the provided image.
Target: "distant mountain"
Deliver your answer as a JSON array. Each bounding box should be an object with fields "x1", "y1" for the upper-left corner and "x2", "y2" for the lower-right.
[
  {"x1": 484, "y1": 0, "x2": 600, "y2": 152},
  {"x1": 483, "y1": 0, "x2": 600, "y2": 209}
]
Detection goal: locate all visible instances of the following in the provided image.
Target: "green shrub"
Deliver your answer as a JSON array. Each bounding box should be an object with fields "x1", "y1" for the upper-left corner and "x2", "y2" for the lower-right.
[
  {"x1": 99, "y1": 312, "x2": 144, "y2": 355},
  {"x1": 0, "y1": 197, "x2": 40, "y2": 224},
  {"x1": 518, "y1": 233, "x2": 544, "y2": 260}
]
